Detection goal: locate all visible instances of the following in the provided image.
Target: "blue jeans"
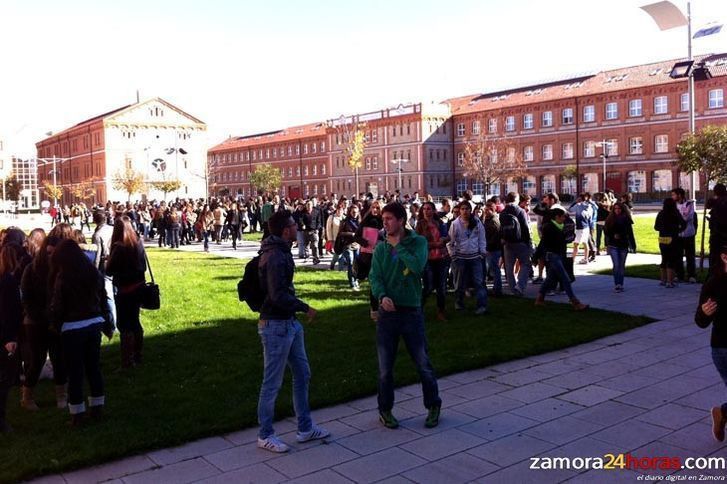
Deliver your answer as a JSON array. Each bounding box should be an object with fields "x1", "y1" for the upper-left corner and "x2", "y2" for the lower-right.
[
  {"x1": 452, "y1": 258, "x2": 488, "y2": 309},
  {"x1": 296, "y1": 231, "x2": 306, "y2": 258},
  {"x1": 504, "y1": 242, "x2": 531, "y2": 293},
  {"x1": 712, "y1": 348, "x2": 727, "y2": 415},
  {"x1": 376, "y1": 308, "x2": 441, "y2": 411},
  {"x1": 62, "y1": 324, "x2": 104, "y2": 415},
  {"x1": 486, "y1": 250, "x2": 503, "y2": 295},
  {"x1": 257, "y1": 318, "x2": 312, "y2": 439},
  {"x1": 203, "y1": 230, "x2": 210, "y2": 250},
  {"x1": 343, "y1": 248, "x2": 359, "y2": 287},
  {"x1": 539, "y1": 253, "x2": 575, "y2": 300},
  {"x1": 608, "y1": 246, "x2": 628, "y2": 286}
]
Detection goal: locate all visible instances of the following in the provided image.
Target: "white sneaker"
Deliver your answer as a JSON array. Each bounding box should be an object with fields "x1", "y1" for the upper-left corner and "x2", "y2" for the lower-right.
[
  {"x1": 296, "y1": 425, "x2": 330, "y2": 443},
  {"x1": 257, "y1": 435, "x2": 290, "y2": 453}
]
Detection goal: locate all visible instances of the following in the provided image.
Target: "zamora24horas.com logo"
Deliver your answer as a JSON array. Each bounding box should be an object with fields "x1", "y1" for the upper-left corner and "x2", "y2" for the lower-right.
[{"x1": 530, "y1": 453, "x2": 727, "y2": 474}]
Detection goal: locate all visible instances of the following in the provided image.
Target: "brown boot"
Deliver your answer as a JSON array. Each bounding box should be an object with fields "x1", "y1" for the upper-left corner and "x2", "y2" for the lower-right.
[
  {"x1": 55, "y1": 385, "x2": 68, "y2": 409},
  {"x1": 712, "y1": 407, "x2": 726, "y2": 442},
  {"x1": 133, "y1": 330, "x2": 144, "y2": 366},
  {"x1": 20, "y1": 386, "x2": 39, "y2": 411},
  {"x1": 571, "y1": 299, "x2": 589, "y2": 311},
  {"x1": 120, "y1": 332, "x2": 136, "y2": 369},
  {"x1": 436, "y1": 310, "x2": 447, "y2": 322},
  {"x1": 534, "y1": 294, "x2": 546, "y2": 306}
]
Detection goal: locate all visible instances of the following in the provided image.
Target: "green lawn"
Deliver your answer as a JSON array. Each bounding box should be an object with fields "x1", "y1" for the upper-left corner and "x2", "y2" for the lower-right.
[
  {"x1": 592, "y1": 263, "x2": 710, "y2": 284},
  {"x1": 1, "y1": 250, "x2": 652, "y2": 483},
  {"x1": 242, "y1": 231, "x2": 264, "y2": 243}
]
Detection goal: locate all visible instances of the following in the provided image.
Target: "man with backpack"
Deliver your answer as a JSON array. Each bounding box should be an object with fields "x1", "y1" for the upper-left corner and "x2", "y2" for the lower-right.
[
  {"x1": 500, "y1": 192, "x2": 531, "y2": 296},
  {"x1": 253, "y1": 210, "x2": 329, "y2": 453}
]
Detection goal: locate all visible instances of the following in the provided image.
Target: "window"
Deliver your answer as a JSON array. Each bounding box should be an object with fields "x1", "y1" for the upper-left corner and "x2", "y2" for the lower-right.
[
  {"x1": 456, "y1": 123, "x2": 465, "y2": 136},
  {"x1": 583, "y1": 141, "x2": 596, "y2": 158},
  {"x1": 653, "y1": 96, "x2": 668, "y2": 115},
  {"x1": 522, "y1": 176, "x2": 536, "y2": 196},
  {"x1": 457, "y1": 152, "x2": 464, "y2": 166},
  {"x1": 523, "y1": 113, "x2": 534, "y2": 130},
  {"x1": 303, "y1": 144, "x2": 308, "y2": 155},
  {"x1": 373, "y1": 157, "x2": 378, "y2": 169},
  {"x1": 288, "y1": 146, "x2": 292, "y2": 156},
  {"x1": 542, "y1": 144, "x2": 553, "y2": 160},
  {"x1": 295, "y1": 145, "x2": 300, "y2": 155},
  {"x1": 542, "y1": 111, "x2": 553, "y2": 127},
  {"x1": 312, "y1": 143, "x2": 317, "y2": 154},
  {"x1": 392, "y1": 125, "x2": 396, "y2": 137},
  {"x1": 312, "y1": 165, "x2": 317, "y2": 175},
  {"x1": 296, "y1": 166, "x2": 300, "y2": 176},
  {"x1": 456, "y1": 178, "x2": 468, "y2": 195},
  {"x1": 583, "y1": 105, "x2": 595, "y2": 123},
  {"x1": 321, "y1": 164, "x2": 326, "y2": 175},
  {"x1": 505, "y1": 116, "x2": 515, "y2": 132},
  {"x1": 288, "y1": 167, "x2": 293, "y2": 177},
  {"x1": 523, "y1": 145, "x2": 534, "y2": 162},
  {"x1": 654, "y1": 134, "x2": 669, "y2": 153},
  {"x1": 681, "y1": 93, "x2": 690, "y2": 112},
  {"x1": 627, "y1": 170, "x2": 647, "y2": 193},
  {"x1": 472, "y1": 120, "x2": 480, "y2": 135},
  {"x1": 266, "y1": 149, "x2": 271, "y2": 159},
  {"x1": 488, "y1": 118, "x2": 497, "y2": 133},
  {"x1": 652, "y1": 170, "x2": 673, "y2": 191},
  {"x1": 321, "y1": 141, "x2": 326, "y2": 151},
  {"x1": 541, "y1": 174, "x2": 555, "y2": 194},
  {"x1": 561, "y1": 175, "x2": 577, "y2": 195},
  {"x1": 629, "y1": 99, "x2": 642, "y2": 117},
  {"x1": 562, "y1": 143, "x2": 574, "y2": 159},
  {"x1": 606, "y1": 102, "x2": 618, "y2": 120},
  {"x1": 629, "y1": 137, "x2": 643, "y2": 154},
  {"x1": 606, "y1": 139, "x2": 618, "y2": 157},
  {"x1": 562, "y1": 108, "x2": 574, "y2": 125},
  {"x1": 365, "y1": 158, "x2": 371, "y2": 170},
  {"x1": 709, "y1": 89, "x2": 724, "y2": 108}
]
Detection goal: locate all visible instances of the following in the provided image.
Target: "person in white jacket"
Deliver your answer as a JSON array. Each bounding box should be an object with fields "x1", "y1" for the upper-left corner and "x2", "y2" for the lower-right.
[{"x1": 447, "y1": 201, "x2": 488, "y2": 315}]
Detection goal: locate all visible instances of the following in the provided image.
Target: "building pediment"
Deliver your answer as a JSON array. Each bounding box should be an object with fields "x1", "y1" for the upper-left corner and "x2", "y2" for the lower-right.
[{"x1": 104, "y1": 98, "x2": 206, "y2": 130}]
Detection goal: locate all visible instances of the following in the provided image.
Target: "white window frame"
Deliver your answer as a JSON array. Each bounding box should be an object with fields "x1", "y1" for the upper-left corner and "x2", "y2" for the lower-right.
[
  {"x1": 583, "y1": 141, "x2": 596, "y2": 158},
  {"x1": 523, "y1": 113, "x2": 534, "y2": 130},
  {"x1": 629, "y1": 99, "x2": 643, "y2": 117},
  {"x1": 606, "y1": 139, "x2": 618, "y2": 157},
  {"x1": 457, "y1": 152, "x2": 464, "y2": 166},
  {"x1": 605, "y1": 102, "x2": 618, "y2": 120},
  {"x1": 523, "y1": 145, "x2": 534, "y2": 162},
  {"x1": 488, "y1": 118, "x2": 497, "y2": 133},
  {"x1": 583, "y1": 105, "x2": 595, "y2": 123},
  {"x1": 505, "y1": 116, "x2": 515, "y2": 132},
  {"x1": 562, "y1": 142, "x2": 574, "y2": 160},
  {"x1": 709, "y1": 89, "x2": 724, "y2": 109},
  {"x1": 472, "y1": 120, "x2": 480, "y2": 135},
  {"x1": 542, "y1": 144, "x2": 553, "y2": 160},
  {"x1": 653, "y1": 96, "x2": 668, "y2": 115},
  {"x1": 680, "y1": 93, "x2": 689, "y2": 112},
  {"x1": 629, "y1": 137, "x2": 643, "y2": 155},
  {"x1": 456, "y1": 123, "x2": 465, "y2": 136},
  {"x1": 654, "y1": 134, "x2": 669, "y2": 153},
  {"x1": 542, "y1": 111, "x2": 553, "y2": 127},
  {"x1": 562, "y1": 108, "x2": 574, "y2": 125}
]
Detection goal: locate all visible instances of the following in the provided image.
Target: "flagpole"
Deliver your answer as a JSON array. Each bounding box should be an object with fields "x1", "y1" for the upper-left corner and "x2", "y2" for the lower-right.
[{"x1": 687, "y1": 1, "x2": 698, "y2": 200}]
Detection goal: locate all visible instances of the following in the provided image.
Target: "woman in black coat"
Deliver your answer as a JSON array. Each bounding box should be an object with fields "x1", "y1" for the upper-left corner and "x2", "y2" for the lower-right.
[
  {"x1": 654, "y1": 198, "x2": 687, "y2": 288},
  {"x1": 0, "y1": 244, "x2": 24, "y2": 433}
]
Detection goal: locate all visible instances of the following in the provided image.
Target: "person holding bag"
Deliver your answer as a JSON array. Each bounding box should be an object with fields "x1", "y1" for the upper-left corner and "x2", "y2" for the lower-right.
[
  {"x1": 654, "y1": 198, "x2": 686, "y2": 288},
  {"x1": 106, "y1": 216, "x2": 147, "y2": 369}
]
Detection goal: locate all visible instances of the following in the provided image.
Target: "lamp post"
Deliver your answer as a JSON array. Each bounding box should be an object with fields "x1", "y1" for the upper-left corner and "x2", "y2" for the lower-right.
[
  {"x1": 390, "y1": 157, "x2": 409, "y2": 195},
  {"x1": 595, "y1": 139, "x2": 613, "y2": 192},
  {"x1": 36, "y1": 156, "x2": 68, "y2": 207}
]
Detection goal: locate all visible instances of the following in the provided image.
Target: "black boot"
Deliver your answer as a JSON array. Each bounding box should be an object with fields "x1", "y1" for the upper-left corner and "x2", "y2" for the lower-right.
[
  {"x1": 133, "y1": 330, "x2": 144, "y2": 366},
  {"x1": 120, "y1": 332, "x2": 136, "y2": 369}
]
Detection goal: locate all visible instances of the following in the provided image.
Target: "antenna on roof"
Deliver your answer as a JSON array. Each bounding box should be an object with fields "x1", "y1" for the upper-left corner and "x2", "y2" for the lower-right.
[{"x1": 136, "y1": 89, "x2": 140, "y2": 103}]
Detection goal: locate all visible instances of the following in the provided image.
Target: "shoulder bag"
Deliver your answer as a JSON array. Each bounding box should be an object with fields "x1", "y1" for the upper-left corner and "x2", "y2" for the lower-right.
[{"x1": 141, "y1": 249, "x2": 161, "y2": 310}]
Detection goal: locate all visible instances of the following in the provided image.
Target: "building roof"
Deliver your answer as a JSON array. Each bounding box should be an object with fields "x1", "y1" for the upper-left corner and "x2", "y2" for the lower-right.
[
  {"x1": 209, "y1": 121, "x2": 328, "y2": 152},
  {"x1": 446, "y1": 53, "x2": 727, "y2": 116}
]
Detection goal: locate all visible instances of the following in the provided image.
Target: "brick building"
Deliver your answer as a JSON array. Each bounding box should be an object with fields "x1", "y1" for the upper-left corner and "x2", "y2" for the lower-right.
[
  {"x1": 210, "y1": 53, "x2": 727, "y2": 200},
  {"x1": 35, "y1": 98, "x2": 208, "y2": 204}
]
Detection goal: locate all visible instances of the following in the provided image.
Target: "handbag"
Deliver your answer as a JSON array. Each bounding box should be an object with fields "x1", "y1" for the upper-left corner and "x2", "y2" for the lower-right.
[{"x1": 140, "y1": 250, "x2": 161, "y2": 310}]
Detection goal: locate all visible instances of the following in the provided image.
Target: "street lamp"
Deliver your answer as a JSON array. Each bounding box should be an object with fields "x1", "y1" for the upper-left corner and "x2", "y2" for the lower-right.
[
  {"x1": 36, "y1": 156, "x2": 68, "y2": 207},
  {"x1": 641, "y1": 0, "x2": 716, "y2": 199},
  {"x1": 595, "y1": 139, "x2": 614, "y2": 192},
  {"x1": 390, "y1": 157, "x2": 409, "y2": 195}
]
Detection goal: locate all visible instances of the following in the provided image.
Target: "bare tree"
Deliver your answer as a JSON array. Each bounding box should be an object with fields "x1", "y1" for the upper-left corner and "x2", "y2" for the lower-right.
[{"x1": 462, "y1": 124, "x2": 526, "y2": 196}]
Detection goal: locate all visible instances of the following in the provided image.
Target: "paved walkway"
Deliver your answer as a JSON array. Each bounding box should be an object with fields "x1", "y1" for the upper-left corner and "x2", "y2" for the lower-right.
[{"x1": 29, "y1": 241, "x2": 724, "y2": 484}]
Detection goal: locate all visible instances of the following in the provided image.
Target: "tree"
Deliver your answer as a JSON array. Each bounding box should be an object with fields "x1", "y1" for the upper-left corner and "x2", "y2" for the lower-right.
[
  {"x1": 43, "y1": 181, "x2": 63, "y2": 203},
  {"x1": 112, "y1": 167, "x2": 146, "y2": 201},
  {"x1": 3, "y1": 175, "x2": 21, "y2": 202},
  {"x1": 676, "y1": 125, "x2": 727, "y2": 271},
  {"x1": 71, "y1": 181, "x2": 95, "y2": 202},
  {"x1": 149, "y1": 179, "x2": 183, "y2": 201},
  {"x1": 462, "y1": 126, "x2": 526, "y2": 197},
  {"x1": 249, "y1": 163, "x2": 281, "y2": 195},
  {"x1": 332, "y1": 117, "x2": 367, "y2": 196}
]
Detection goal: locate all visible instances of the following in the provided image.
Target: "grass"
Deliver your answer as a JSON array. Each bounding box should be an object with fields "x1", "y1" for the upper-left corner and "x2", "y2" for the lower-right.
[
  {"x1": 1, "y1": 249, "x2": 653, "y2": 483},
  {"x1": 592, "y1": 263, "x2": 710, "y2": 284},
  {"x1": 242, "y1": 231, "x2": 264, "y2": 243}
]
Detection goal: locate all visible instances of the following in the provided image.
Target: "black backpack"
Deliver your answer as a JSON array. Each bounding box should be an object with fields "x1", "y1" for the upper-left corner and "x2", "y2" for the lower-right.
[
  {"x1": 500, "y1": 212, "x2": 522, "y2": 243},
  {"x1": 563, "y1": 215, "x2": 576, "y2": 244},
  {"x1": 237, "y1": 255, "x2": 265, "y2": 311}
]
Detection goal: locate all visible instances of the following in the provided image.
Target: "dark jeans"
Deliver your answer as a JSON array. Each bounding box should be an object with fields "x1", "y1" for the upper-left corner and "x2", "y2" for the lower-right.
[
  {"x1": 422, "y1": 259, "x2": 447, "y2": 311},
  {"x1": 20, "y1": 324, "x2": 66, "y2": 387},
  {"x1": 115, "y1": 286, "x2": 143, "y2": 334},
  {"x1": 62, "y1": 325, "x2": 104, "y2": 415},
  {"x1": 376, "y1": 308, "x2": 441, "y2": 412},
  {"x1": 539, "y1": 253, "x2": 575, "y2": 300},
  {"x1": 343, "y1": 248, "x2": 359, "y2": 288},
  {"x1": 157, "y1": 227, "x2": 166, "y2": 247},
  {"x1": 0, "y1": 352, "x2": 18, "y2": 424},
  {"x1": 169, "y1": 224, "x2": 180, "y2": 248},
  {"x1": 486, "y1": 250, "x2": 503, "y2": 295},
  {"x1": 675, "y1": 236, "x2": 696, "y2": 280},
  {"x1": 452, "y1": 257, "x2": 488, "y2": 309},
  {"x1": 712, "y1": 347, "x2": 727, "y2": 416},
  {"x1": 229, "y1": 224, "x2": 240, "y2": 248}
]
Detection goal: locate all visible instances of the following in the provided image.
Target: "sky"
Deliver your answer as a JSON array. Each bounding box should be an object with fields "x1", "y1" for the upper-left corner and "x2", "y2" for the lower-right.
[{"x1": 1, "y1": 0, "x2": 726, "y2": 158}]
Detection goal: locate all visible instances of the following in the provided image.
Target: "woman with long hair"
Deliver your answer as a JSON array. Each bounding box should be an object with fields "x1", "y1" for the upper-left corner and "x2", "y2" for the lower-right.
[
  {"x1": 356, "y1": 202, "x2": 384, "y2": 319},
  {"x1": 655, "y1": 197, "x2": 686, "y2": 288},
  {"x1": 326, "y1": 204, "x2": 345, "y2": 270},
  {"x1": 0, "y1": 244, "x2": 24, "y2": 432},
  {"x1": 447, "y1": 201, "x2": 488, "y2": 315},
  {"x1": 416, "y1": 201, "x2": 449, "y2": 321},
  {"x1": 106, "y1": 216, "x2": 146, "y2": 368},
  {"x1": 19, "y1": 224, "x2": 75, "y2": 411},
  {"x1": 337, "y1": 205, "x2": 362, "y2": 290},
  {"x1": 26, "y1": 228, "x2": 46, "y2": 259},
  {"x1": 696, "y1": 244, "x2": 727, "y2": 442},
  {"x1": 49, "y1": 239, "x2": 112, "y2": 426},
  {"x1": 604, "y1": 202, "x2": 636, "y2": 292}
]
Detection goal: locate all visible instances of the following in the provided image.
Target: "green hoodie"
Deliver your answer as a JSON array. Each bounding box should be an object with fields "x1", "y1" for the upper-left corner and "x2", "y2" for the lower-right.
[{"x1": 369, "y1": 229, "x2": 428, "y2": 308}]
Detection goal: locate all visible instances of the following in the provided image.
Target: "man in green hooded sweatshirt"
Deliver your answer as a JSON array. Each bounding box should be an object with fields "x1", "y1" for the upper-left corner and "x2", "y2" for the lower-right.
[{"x1": 370, "y1": 202, "x2": 442, "y2": 429}]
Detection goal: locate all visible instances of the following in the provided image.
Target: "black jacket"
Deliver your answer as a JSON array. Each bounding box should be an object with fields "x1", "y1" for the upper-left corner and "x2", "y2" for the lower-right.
[
  {"x1": 484, "y1": 215, "x2": 502, "y2": 252},
  {"x1": 0, "y1": 273, "x2": 22, "y2": 345},
  {"x1": 501, "y1": 204, "x2": 531, "y2": 244},
  {"x1": 540, "y1": 220, "x2": 567, "y2": 258},
  {"x1": 258, "y1": 236, "x2": 309, "y2": 320},
  {"x1": 106, "y1": 242, "x2": 146, "y2": 288},
  {"x1": 604, "y1": 215, "x2": 636, "y2": 251},
  {"x1": 696, "y1": 273, "x2": 727, "y2": 348}
]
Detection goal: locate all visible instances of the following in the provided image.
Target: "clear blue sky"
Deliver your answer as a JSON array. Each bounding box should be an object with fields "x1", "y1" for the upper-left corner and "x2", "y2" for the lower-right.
[{"x1": 1, "y1": 0, "x2": 725, "y2": 156}]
